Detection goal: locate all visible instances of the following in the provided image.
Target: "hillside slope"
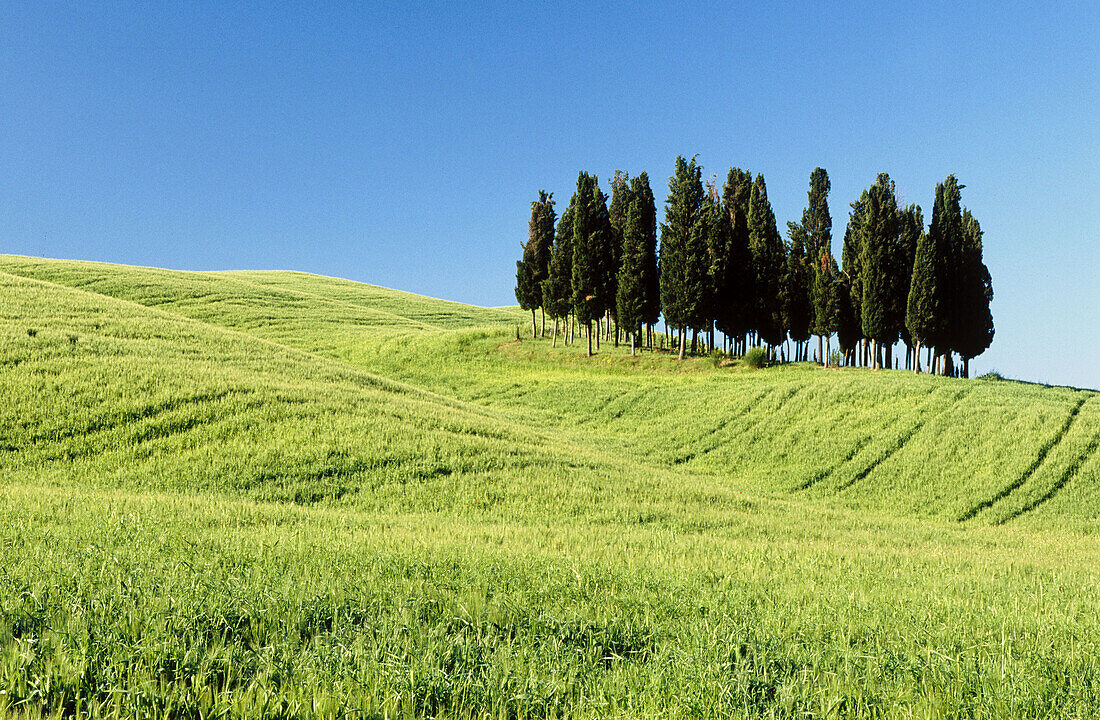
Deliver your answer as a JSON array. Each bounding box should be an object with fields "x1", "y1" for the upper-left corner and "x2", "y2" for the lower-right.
[
  {"x1": 3, "y1": 254, "x2": 1096, "y2": 529},
  {"x1": 4, "y1": 254, "x2": 1100, "y2": 718}
]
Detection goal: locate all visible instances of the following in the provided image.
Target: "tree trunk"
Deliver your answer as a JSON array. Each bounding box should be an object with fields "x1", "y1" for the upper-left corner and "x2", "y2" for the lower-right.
[
  {"x1": 586, "y1": 321, "x2": 593, "y2": 356},
  {"x1": 531, "y1": 309, "x2": 537, "y2": 339},
  {"x1": 540, "y1": 308, "x2": 545, "y2": 337},
  {"x1": 630, "y1": 332, "x2": 635, "y2": 356},
  {"x1": 913, "y1": 341, "x2": 921, "y2": 374},
  {"x1": 963, "y1": 358, "x2": 970, "y2": 378},
  {"x1": 678, "y1": 329, "x2": 686, "y2": 360},
  {"x1": 552, "y1": 318, "x2": 559, "y2": 348}
]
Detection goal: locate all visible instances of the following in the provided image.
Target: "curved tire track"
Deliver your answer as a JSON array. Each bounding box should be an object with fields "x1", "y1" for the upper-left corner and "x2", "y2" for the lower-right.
[{"x1": 958, "y1": 395, "x2": 1088, "y2": 522}]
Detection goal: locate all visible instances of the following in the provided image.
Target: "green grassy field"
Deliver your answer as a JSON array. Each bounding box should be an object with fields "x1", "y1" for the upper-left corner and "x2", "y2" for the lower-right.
[{"x1": 2, "y1": 254, "x2": 1099, "y2": 718}]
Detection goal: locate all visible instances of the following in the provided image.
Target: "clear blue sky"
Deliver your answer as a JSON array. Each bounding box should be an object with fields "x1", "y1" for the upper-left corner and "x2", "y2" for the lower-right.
[{"x1": 2, "y1": 3, "x2": 1097, "y2": 388}]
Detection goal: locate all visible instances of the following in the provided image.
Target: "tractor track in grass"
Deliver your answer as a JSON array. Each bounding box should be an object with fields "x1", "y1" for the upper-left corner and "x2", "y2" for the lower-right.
[
  {"x1": 796, "y1": 385, "x2": 954, "y2": 492},
  {"x1": 602, "y1": 385, "x2": 658, "y2": 422},
  {"x1": 795, "y1": 435, "x2": 873, "y2": 491},
  {"x1": 670, "y1": 389, "x2": 774, "y2": 465},
  {"x1": 835, "y1": 386, "x2": 972, "y2": 493},
  {"x1": 673, "y1": 385, "x2": 804, "y2": 466},
  {"x1": 997, "y1": 426, "x2": 1100, "y2": 524},
  {"x1": 958, "y1": 395, "x2": 1089, "y2": 522}
]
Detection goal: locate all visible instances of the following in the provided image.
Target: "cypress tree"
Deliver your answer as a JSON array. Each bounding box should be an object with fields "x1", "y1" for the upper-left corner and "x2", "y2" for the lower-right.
[
  {"x1": 747, "y1": 174, "x2": 786, "y2": 351},
  {"x1": 841, "y1": 196, "x2": 867, "y2": 364},
  {"x1": 717, "y1": 168, "x2": 754, "y2": 353},
  {"x1": 908, "y1": 175, "x2": 963, "y2": 374},
  {"x1": 690, "y1": 193, "x2": 719, "y2": 344},
  {"x1": 632, "y1": 173, "x2": 661, "y2": 346},
  {"x1": 836, "y1": 278, "x2": 860, "y2": 365},
  {"x1": 803, "y1": 168, "x2": 837, "y2": 365},
  {"x1": 660, "y1": 156, "x2": 707, "y2": 359},
  {"x1": 606, "y1": 171, "x2": 632, "y2": 340},
  {"x1": 542, "y1": 196, "x2": 575, "y2": 347},
  {"x1": 897, "y1": 204, "x2": 923, "y2": 368},
  {"x1": 515, "y1": 190, "x2": 555, "y2": 337},
  {"x1": 571, "y1": 172, "x2": 611, "y2": 356},
  {"x1": 784, "y1": 221, "x2": 813, "y2": 360},
  {"x1": 906, "y1": 181, "x2": 954, "y2": 372},
  {"x1": 617, "y1": 190, "x2": 647, "y2": 355},
  {"x1": 859, "y1": 173, "x2": 901, "y2": 369},
  {"x1": 953, "y1": 208, "x2": 994, "y2": 377}
]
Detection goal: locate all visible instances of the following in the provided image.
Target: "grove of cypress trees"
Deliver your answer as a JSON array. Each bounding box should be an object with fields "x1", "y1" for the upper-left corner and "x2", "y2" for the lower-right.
[
  {"x1": 747, "y1": 174, "x2": 787, "y2": 352},
  {"x1": 571, "y1": 172, "x2": 611, "y2": 356},
  {"x1": 859, "y1": 174, "x2": 902, "y2": 369},
  {"x1": 660, "y1": 156, "x2": 707, "y2": 360},
  {"x1": 514, "y1": 190, "x2": 555, "y2": 337}
]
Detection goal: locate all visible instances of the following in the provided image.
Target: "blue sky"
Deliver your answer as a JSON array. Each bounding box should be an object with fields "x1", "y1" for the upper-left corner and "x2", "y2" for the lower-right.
[{"x1": 1, "y1": 3, "x2": 1097, "y2": 388}]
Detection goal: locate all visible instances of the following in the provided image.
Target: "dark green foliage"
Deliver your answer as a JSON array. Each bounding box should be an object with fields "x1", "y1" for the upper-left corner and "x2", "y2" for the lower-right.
[
  {"x1": 542, "y1": 199, "x2": 574, "y2": 321},
  {"x1": 660, "y1": 156, "x2": 709, "y2": 336},
  {"x1": 896, "y1": 204, "x2": 923, "y2": 347},
  {"x1": 616, "y1": 188, "x2": 647, "y2": 342},
  {"x1": 514, "y1": 191, "x2": 555, "y2": 313},
  {"x1": 953, "y1": 209, "x2": 995, "y2": 361},
  {"x1": 747, "y1": 174, "x2": 787, "y2": 347},
  {"x1": 515, "y1": 259, "x2": 538, "y2": 311},
  {"x1": 632, "y1": 173, "x2": 661, "y2": 328},
  {"x1": 784, "y1": 222, "x2": 813, "y2": 344},
  {"x1": 907, "y1": 177, "x2": 961, "y2": 351},
  {"x1": 716, "y1": 168, "x2": 755, "y2": 341},
  {"x1": 836, "y1": 279, "x2": 861, "y2": 355},
  {"x1": 605, "y1": 171, "x2": 632, "y2": 323},
  {"x1": 690, "y1": 194, "x2": 720, "y2": 332},
  {"x1": 859, "y1": 173, "x2": 902, "y2": 345},
  {"x1": 803, "y1": 168, "x2": 837, "y2": 340},
  {"x1": 571, "y1": 172, "x2": 612, "y2": 326},
  {"x1": 841, "y1": 195, "x2": 867, "y2": 341}
]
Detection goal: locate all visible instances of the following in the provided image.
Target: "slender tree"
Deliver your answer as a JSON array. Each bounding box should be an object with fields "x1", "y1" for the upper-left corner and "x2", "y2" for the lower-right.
[
  {"x1": 836, "y1": 277, "x2": 861, "y2": 365},
  {"x1": 859, "y1": 174, "x2": 901, "y2": 369},
  {"x1": 803, "y1": 168, "x2": 837, "y2": 365},
  {"x1": 660, "y1": 156, "x2": 707, "y2": 359},
  {"x1": 717, "y1": 168, "x2": 754, "y2": 353},
  {"x1": 896, "y1": 204, "x2": 923, "y2": 369},
  {"x1": 571, "y1": 172, "x2": 611, "y2": 356},
  {"x1": 515, "y1": 190, "x2": 555, "y2": 337},
  {"x1": 632, "y1": 173, "x2": 661, "y2": 347},
  {"x1": 542, "y1": 195, "x2": 575, "y2": 347},
  {"x1": 747, "y1": 174, "x2": 787, "y2": 352},
  {"x1": 952, "y1": 208, "x2": 994, "y2": 376},
  {"x1": 906, "y1": 180, "x2": 957, "y2": 372},
  {"x1": 617, "y1": 190, "x2": 648, "y2": 355},
  {"x1": 841, "y1": 196, "x2": 867, "y2": 364},
  {"x1": 785, "y1": 221, "x2": 813, "y2": 361},
  {"x1": 605, "y1": 171, "x2": 632, "y2": 342}
]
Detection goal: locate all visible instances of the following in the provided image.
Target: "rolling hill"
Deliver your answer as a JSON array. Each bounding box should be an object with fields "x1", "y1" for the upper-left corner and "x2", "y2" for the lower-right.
[{"x1": 2, "y1": 254, "x2": 1100, "y2": 718}]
